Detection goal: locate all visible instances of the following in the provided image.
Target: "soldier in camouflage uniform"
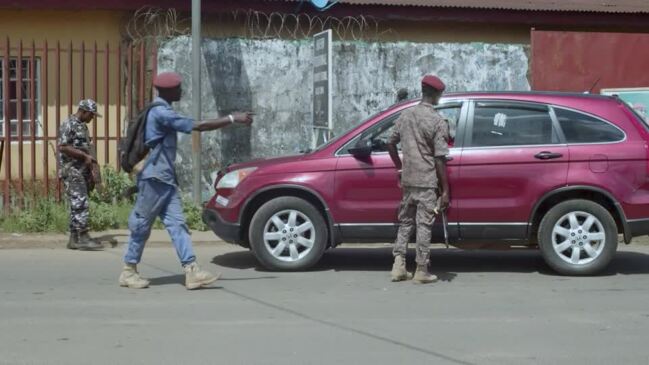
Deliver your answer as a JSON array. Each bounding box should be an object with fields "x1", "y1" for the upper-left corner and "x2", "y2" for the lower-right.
[
  {"x1": 58, "y1": 99, "x2": 104, "y2": 251},
  {"x1": 387, "y1": 75, "x2": 450, "y2": 284}
]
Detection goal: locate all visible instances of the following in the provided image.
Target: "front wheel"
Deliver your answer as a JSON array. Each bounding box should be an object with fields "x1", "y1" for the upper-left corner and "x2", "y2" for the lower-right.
[
  {"x1": 538, "y1": 199, "x2": 618, "y2": 276},
  {"x1": 248, "y1": 197, "x2": 328, "y2": 271}
]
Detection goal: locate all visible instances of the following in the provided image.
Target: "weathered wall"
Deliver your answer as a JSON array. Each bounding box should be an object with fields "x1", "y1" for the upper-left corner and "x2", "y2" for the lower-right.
[{"x1": 158, "y1": 37, "x2": 530, "y2": 199}]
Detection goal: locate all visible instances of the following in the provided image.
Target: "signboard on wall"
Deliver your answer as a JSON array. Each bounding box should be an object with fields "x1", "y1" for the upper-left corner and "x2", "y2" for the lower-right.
[
  {"x1": 312, "y1": 30, "x2": 333, "y2": 148},
  {"x1": 601, "y1": 88, "x2": 649, "y2": 121}
]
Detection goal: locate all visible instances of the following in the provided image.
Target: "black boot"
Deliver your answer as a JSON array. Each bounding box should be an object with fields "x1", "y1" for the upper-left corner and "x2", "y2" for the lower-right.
[
  {"x1": 77, "y1": 231, "x2": 104, "y2": 251},
  {"x1": 67, "y1": 231, "x2": 79, "y2": 250}
]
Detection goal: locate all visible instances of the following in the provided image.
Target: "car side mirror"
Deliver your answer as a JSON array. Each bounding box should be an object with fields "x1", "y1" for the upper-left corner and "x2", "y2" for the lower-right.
[{"x1": 348, "y1": 144, "x2": 372, "y2": 159}]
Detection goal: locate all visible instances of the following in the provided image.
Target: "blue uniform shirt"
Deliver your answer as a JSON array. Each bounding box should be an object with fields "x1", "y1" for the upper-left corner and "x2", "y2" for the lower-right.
[{"x1": 138, "y1": 97, "x2": 194, "y2": 186}]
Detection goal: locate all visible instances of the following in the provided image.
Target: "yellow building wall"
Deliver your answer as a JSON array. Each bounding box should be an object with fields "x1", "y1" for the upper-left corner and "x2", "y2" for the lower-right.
[{"x1": 0, "y1": 10, "x2": 134, "y2": 181}]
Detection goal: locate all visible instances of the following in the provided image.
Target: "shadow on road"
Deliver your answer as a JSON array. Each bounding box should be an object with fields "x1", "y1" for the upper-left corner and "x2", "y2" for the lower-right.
[
  {"x1": 211, "y1": 245, "x2": 649, "y2": 277},
  {"x1": 94, "y1": 234, "x2": 127, "y2": 248},
  {"x1": 148, "y1": 274, "x2": 224, "y2": 289},
  {"x1": 148, "y1": 274, "x2": 185, "y2": 286}
]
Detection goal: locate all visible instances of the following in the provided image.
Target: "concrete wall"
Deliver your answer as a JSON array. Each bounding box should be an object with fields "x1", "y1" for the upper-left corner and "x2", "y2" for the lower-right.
[{"x1": 158, "y1": 37, "x2": 530, "y2": 199}]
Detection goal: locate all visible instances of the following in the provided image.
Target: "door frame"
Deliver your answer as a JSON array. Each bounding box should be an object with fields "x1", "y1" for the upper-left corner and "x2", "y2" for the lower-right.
[
  {"x1": 458, "y1": 99, "x2": 570, "y2": 243},
  {"x1": 334, "y1": 99, "x2": 470, "y2": 243}
]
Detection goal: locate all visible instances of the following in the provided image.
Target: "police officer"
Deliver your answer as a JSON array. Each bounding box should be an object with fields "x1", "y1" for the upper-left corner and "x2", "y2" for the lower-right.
[
  {"x1": 119, "y1": 72, "x2": 254, "y2": 290},
  {"x1": 58, "y1": 99, "x2": 104, "y2": 251},
  {"x1": 386, "y1": 75, "x2": 450, "y2": 284}
]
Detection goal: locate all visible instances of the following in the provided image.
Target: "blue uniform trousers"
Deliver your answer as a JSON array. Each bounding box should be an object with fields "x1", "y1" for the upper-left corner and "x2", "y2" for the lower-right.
[{"x1": 124, "y1": 178, "x2": 196, "y2": 266}]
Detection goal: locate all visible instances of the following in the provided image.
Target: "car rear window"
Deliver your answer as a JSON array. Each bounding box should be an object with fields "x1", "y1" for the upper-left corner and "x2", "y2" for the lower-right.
[
  {"x1": 470, "y1": 102, "x2": 558, "y2": 147},
  {"x1": 554, "y1": 108, "x2": 625, "y2": 144},
  {"x1": 622, "y1": 102, "x2": 649, "y2": 131}
]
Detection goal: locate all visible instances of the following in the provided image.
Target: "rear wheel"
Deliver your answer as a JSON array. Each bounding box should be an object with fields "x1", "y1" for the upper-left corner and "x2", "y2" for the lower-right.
[
  {"x1": 249, "y1": 197, "x2": 327, "y2": 271},
  {"x1": 538, "y1": 199, "x2": 617, "y2": 275}
]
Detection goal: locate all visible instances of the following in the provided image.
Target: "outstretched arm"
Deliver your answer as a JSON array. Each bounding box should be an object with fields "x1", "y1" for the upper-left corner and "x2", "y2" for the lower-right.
[{"x1": 193, "y1": 112, "x2": 254, "y2": 132}]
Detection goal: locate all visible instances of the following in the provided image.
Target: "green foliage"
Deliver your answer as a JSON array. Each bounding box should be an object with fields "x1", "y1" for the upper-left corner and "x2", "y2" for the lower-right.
[
  {"x1": 88, "y1": 201, "x2": 120, "y2": 231},
  {"x1": 90, "y1": 165, "x2": 133, "y2": 204},
  {"x1": 0, "y1": 198, "x2": 68, "y2": 233},
  {"x1": 1, "y1": 166, "x2": 209, "y2": 233},
  {"x1": 183, "y1": 199, "x2": 207, "y2": 232}
]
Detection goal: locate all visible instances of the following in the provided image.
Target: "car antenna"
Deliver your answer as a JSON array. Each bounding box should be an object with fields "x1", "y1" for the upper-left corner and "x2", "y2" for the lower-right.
[{"x1": 586, "y1": 77, "x2": 601, "y2": 94}]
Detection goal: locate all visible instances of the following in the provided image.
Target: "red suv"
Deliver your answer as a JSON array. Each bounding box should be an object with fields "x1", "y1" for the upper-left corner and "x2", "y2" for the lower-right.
[{"x1": 203, "y1": 92, "x2": 649, "y2": 275}]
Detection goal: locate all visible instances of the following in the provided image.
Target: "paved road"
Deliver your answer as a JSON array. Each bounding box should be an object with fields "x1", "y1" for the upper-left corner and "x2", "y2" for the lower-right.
[{"x1": 1, "y1": 243, "x2": 649, "y2": 365}]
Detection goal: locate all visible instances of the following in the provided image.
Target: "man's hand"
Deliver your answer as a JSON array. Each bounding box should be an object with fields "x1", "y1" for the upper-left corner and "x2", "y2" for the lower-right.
[
  {"x1": 233, "y1": 112, "x2": 254, "y2": 126},
  {"x1": 439, "y1": 191, "x2": 450, "y2": 211}
]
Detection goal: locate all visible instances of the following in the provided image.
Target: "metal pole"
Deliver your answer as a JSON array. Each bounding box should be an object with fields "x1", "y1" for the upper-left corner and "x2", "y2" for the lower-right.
[{"x1": 191, "y1": 0, "x2": 202, "y2": 205}]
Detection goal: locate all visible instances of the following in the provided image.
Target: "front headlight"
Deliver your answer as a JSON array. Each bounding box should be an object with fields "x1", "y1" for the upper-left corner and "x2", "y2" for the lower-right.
[{"x1": 216, "y1": 167, "x2": 257, "y2": 189}]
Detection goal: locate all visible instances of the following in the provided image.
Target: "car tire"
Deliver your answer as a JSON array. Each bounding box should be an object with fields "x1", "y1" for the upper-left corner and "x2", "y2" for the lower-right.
[
  {"x1": 538, "y1": 199, "x2": 618, "y2": 276},
  {"x1": 249, "y1": 197, "x2": 328, "y2": 271}
]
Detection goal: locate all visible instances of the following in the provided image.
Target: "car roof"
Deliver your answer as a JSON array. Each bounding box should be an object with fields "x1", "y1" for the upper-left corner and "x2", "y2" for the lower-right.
[
  {"x1": 393, "y1": 91, "x2": 624, "y2": 117},
  {"x1": 399, "y1": 91, "x2": 618, "y2": 105},
  {"x1": 449, "y1": 90, "x2": 614, "y2": 100}
]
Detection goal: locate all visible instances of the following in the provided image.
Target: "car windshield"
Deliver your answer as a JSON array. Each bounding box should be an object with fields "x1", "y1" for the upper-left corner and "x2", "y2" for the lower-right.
[{"x1": 310, "y1": 125, "x2": 359, "y2": 153}]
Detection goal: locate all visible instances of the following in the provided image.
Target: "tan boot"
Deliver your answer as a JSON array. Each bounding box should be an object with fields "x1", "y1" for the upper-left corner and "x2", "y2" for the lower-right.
[
  {"x1": 184, "y1": 262, "x2": 220, "y2": 290},
  {"x1": 391, "y1": 255, "x2": 413, "y2": 282},
  {"x1": 413, "y1": 264, "x2": 438, "y2": 284},
  {"x1": 119, "y1": 264, "x2": 150, "y2": 289}
]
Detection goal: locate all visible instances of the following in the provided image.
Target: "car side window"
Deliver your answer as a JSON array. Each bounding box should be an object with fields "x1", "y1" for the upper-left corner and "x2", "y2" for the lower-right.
[
  {"x1": 554, "y1": 108, "x2": 625, "y2": 143},
  {"x1": 470, "y1": 102, "x2": 559, "y2": 147},
  {"x1": 340, "y1": 103, "x2": 462, "y2": 155},
  {"x1": 437, "y1": 105, "x2": 461, "y2": 140},
  {"x1": 352, "y1": 114, "x2": 401, "y2": 154}
]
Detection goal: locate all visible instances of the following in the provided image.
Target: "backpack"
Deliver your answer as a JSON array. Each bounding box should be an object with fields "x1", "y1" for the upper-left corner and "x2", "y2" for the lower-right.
[{"x1": 119, "y1": 102, "x2": 165, "y2": 173}]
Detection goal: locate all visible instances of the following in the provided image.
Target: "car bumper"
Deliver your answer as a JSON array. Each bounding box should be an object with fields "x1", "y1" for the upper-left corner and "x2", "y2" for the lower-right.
[{"x1": 202, "y1": 208, "x2": 241, "y2": 244}]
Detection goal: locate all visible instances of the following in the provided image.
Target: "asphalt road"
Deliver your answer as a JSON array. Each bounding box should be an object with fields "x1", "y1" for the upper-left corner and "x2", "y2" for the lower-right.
[{"x1": 1, "y1": 243, "x2": 649, "y2": 365}]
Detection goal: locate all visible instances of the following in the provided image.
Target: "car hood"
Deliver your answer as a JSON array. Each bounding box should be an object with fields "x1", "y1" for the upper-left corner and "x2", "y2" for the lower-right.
[{"x1": 226, "y1": 154, "x2": 307, "y2": 172}]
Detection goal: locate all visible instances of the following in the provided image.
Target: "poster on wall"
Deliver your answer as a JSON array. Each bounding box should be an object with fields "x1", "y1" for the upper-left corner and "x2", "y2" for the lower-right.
[{"x1": 601, "y1": 88, "x2": 649, "y2": 121}]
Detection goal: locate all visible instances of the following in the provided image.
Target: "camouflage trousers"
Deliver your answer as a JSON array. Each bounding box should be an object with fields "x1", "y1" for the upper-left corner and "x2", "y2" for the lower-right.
[
  {"x1": 62, "y1": 168, "x2": 90, "y2": 233},
  {"x1": 393, "y1": 187, "x2": 438, "y2": 265}
]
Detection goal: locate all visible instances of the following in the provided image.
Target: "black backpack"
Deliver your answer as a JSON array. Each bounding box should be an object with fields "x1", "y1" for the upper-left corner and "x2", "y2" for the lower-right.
[{"x1": 119, "y1": 102, "x2": 165, "y2": 173}]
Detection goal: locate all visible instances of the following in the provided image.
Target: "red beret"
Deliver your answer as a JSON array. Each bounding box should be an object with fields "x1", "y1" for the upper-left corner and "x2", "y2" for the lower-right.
[
  {"x1": 422, "y1": 75, "x2": 446, "y2": 92},
  {"x1": 153, "y1": 72, "x2": 183, "y2": 89}
]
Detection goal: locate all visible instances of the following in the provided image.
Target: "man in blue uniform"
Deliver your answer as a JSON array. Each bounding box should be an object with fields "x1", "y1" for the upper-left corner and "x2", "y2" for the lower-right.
[{"x1": 119, "y1": 72, "x2": 254, "y2": 290}]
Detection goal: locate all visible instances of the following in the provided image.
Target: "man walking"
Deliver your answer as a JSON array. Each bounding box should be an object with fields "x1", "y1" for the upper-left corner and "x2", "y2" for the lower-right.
[
  {"x1": 386, "y1": 75, "x2": 450, "y2": 284},
  {"x1": 58, "y1": 99, "x2": 104, "y2": 251},
  {"x1": 119, "y1": 72, "x2": 253, "y2": 290}
]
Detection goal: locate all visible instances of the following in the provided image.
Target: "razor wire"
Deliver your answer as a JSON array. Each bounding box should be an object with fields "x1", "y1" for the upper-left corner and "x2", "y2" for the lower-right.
[{"x1": 124, "y1": 7, "x2": 396, "y2": 42}]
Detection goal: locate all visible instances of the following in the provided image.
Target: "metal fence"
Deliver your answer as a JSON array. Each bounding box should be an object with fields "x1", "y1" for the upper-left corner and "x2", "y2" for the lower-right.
[{"x1": 0, "y1": 38, "x2": 157, "y2": 211}]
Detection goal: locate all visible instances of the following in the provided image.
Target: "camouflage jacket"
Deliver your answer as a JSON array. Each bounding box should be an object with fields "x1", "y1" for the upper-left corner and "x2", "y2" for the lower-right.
[
  {"x1": 58, "y1": 115, "x2": 93, "y2": 178},
  {"x1": 388, "y1": 102, "x2": 449, "y2": 188}
]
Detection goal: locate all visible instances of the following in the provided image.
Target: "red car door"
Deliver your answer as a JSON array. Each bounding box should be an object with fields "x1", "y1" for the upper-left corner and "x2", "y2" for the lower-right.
[
  {"x1": 334, "y1": 102, "x2": 465, "y2": 241},
  {"x1": 456, "y1": 100, "x2": 569, "y2": 242}
]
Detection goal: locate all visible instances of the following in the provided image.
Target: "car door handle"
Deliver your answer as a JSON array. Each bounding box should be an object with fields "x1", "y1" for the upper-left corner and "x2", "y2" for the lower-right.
[
  {"x1": 446, "y1": 156, "x2": 454, "y2": 162},
  {"x1": 535, "y1": 151, "x2": 563, "y2": 160}
]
